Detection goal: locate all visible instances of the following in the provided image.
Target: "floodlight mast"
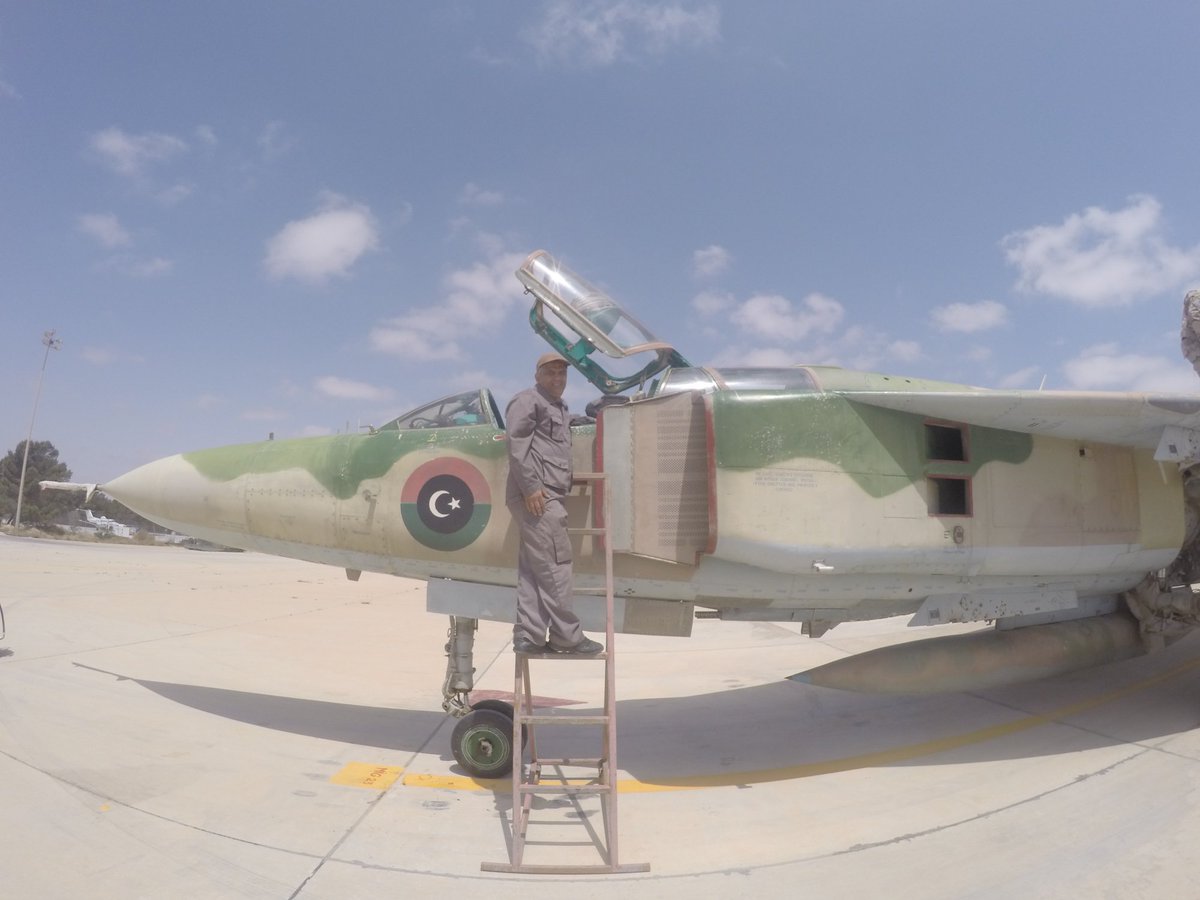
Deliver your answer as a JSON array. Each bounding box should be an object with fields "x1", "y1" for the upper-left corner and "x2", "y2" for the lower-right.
[{"x1": 14, "y1": 330, "x2": 62, "y2": 531}]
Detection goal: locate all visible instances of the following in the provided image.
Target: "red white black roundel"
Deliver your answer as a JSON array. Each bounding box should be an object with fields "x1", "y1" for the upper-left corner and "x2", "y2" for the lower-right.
[{"x1": 400, "y1": 458, "x2": 492, "y2": 551}]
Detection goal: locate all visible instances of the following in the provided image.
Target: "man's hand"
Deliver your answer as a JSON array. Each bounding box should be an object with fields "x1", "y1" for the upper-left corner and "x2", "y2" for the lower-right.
[{"x1": 523, "y1": 489, "x2": 547, "y2": 517}]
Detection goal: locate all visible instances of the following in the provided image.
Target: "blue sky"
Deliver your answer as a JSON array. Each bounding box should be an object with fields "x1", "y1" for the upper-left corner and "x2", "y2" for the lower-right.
[{"x1": 3, "y1": 1, "x2": 1200, "y2": 482}]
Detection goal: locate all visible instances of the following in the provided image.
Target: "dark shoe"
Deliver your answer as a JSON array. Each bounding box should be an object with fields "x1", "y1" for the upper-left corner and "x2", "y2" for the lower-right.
[
  {"x1": 513, "y1": 637, "x2": 548, "y2": 654},
  {"x1": 550, "y1": 637, "x2": 604, "y2": 655}
]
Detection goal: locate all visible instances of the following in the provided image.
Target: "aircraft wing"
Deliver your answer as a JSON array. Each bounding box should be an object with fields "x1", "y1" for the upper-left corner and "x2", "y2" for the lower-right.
[{"x1": 841, "y1": 390, "x2": 1200, "y2": 456}]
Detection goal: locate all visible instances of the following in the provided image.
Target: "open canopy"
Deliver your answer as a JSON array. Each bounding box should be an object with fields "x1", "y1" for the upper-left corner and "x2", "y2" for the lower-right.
[{"x1": 517, "y1": 249, "x2": 690, "y2": 395}]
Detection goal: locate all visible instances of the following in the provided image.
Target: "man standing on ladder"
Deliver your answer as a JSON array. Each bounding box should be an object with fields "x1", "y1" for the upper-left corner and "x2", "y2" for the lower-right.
[{"x1": 505, "y1": 352, "x2": 604, "y2": 656}]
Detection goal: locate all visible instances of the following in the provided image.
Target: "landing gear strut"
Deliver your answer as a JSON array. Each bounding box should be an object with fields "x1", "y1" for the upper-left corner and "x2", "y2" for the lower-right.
[{"x1": 441, "y1": 615, "x2": 477, "y2": 717}]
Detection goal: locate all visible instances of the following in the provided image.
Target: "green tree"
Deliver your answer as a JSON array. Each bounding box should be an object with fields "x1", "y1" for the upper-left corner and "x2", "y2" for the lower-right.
[{"x1": 0, "y1": 440, "x2": 73, "y2": 526}]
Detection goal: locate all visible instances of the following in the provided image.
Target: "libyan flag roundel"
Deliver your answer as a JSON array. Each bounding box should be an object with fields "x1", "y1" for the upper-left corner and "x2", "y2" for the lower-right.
[{"x1": 401, "y1": 457, "x2": 492, "y2": 551}]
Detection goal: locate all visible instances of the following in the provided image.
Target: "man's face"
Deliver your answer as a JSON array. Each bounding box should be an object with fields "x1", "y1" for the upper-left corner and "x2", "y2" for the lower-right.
[{"x1": 535, "y1": 361, "x2": 568, "y2": 401}]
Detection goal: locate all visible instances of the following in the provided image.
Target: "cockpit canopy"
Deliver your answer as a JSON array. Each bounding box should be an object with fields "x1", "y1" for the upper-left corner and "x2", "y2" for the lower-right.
[
  {"x1": 380, "y1": 389, "x2": 504, "y2": 431},
  {"x1": 517, "y1": 250, "x2": 689, "y2": 395}
]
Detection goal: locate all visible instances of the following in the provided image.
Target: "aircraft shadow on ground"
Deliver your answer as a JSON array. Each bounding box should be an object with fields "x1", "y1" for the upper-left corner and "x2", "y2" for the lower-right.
[{"x1": 74, "y1": 638, "x2": 1200, "y2": 784}]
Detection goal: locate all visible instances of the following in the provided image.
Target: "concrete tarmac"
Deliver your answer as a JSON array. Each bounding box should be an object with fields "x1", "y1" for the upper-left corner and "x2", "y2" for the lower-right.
[{"x1": 3, "y1": 534, "x2": 1200, "y2": 899}]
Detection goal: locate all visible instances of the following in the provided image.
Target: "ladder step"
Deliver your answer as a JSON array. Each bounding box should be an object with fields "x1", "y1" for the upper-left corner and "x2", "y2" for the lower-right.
[
  {"x1": 573, "y1": 587, "x2": 609, "y2": 595},
  {"x1": 521, "y1": 715, "x2": 609, "y2": 726},
  {"x1": 528, "y1": 757, "x2": 605, "y2": 768},
  {"x1": 566, "y1": 527, "x2": 607, "y2": 535},
  {"x1": 483, "y1": 862, "x2": 651, "y2": 875},
  {"x1": 517, "y1": 783, "x2": 610, "y2": 795}
]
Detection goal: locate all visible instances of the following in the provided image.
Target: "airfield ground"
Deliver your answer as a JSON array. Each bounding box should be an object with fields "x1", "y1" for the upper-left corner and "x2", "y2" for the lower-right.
[{"x1": 3, "y1": 535, "x2": 1200, "y2": 898}]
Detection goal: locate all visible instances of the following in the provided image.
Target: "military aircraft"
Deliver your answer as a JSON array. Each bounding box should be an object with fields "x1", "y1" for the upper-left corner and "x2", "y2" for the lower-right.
[{"x1": 47, "y1": 250, "x2": 1200, "y2": 776}]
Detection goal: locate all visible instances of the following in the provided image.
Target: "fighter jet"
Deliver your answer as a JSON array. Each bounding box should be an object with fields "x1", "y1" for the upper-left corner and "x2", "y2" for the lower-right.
[{"x1": 49, "y1": 250, "x2": 1200, "y2": 776}]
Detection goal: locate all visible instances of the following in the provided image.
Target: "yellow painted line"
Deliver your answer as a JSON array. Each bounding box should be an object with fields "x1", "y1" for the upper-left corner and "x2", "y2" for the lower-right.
[
  {"x1": 401, "y1": 772, "x2": 596, "y2": 792},
  {"x1": 403, "y1": 772, "x2": 499, "y2": 791},
  {"x1": 385, "y1": 656, "x2": 1200, "y2": 795},
  {"x1": 331, "y1": 762, "x2": 404, "y2": 790}
]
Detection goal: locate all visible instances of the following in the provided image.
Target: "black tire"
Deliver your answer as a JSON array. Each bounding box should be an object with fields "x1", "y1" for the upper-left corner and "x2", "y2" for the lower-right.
[
  {"x1": 452, "y1": 709, "x2": 515, "y2": 778},
  {"x1": 470, "y1": 698, "x2": 514, "y2": 718},
  {"x1": 471, "y1": 698, "x2": 528, "y2": 749}
]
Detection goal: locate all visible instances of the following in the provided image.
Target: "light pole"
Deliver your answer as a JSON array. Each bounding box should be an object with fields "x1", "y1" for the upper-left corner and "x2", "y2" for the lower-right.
[{"x1": 14, "y1": 330, "x2": 63, "y2": 531}]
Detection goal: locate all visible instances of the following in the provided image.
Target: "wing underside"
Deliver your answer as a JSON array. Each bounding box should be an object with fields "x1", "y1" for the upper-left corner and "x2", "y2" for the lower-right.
[{"x1": 842, "y1": 390, "x2": 1200, "y2": 451}]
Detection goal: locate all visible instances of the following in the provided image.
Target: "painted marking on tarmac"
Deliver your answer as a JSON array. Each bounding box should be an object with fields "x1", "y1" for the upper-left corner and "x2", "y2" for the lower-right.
[
  {"x1": 331, "y1": 762, "x2": 404, "y2": 790},
  {"x1": 368, "y1": 655, "x2": 1200, "y2": 795}
]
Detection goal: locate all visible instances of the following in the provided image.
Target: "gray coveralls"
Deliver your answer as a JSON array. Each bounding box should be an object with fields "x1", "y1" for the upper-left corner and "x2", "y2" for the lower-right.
[{"x1": 505, "y1": 385, "x2": 584, "y2": 649}]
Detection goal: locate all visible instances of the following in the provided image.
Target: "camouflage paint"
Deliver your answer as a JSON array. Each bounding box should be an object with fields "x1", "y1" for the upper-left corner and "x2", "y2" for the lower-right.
[
  {"x1": 710, "y1": 392, "x2": 1033, "y2": 493},
  {"x1": 183, "y1": 427, "x2": 508, "y2": 500}
]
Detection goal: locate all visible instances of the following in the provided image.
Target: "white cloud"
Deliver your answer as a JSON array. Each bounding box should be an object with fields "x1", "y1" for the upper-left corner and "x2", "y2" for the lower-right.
[
  {"x1": 459, "y1": 182, "x2": 504, "y2": 207},
  {"x1": 524, "y1": 0, "x2": 720, "y2": 67},
  {"x1": 691, "y1": 289, "x2": 733, "y2": 317},
  {"x1": 370, "y1": 249, "x2": 528, "y2": 361},
  {"x1": 90, "y1": 127, "x2": 187, "y2": 178},
  {"x1": 97, "y1": 254, "x2": 174, "y2": 278},
  {"x1": 707, "y1": 345, "x2": 800, "y2": 368},
  {"x1": 155, "y1": 183, "x2": 194, "y2": 206},
  {"x1": 707, "y1": 324, "x2": 920, "y2": 373},
  {"x1": 368, "y1": 326, "x2": 464, "y2": 361},
  {"x1": 314, "y1": 376, "x2": 393, "y2": 401},
  {"x1": 0, "y1": 79, "x2": 18, "y2": 100},
  {"x1": 264, "y1": 192, "x2": 380, "y2": 284},
  {"x1": 126, "y1": 257, "x2": 173, "y2": 278},
  {"x1": 1061, "y1": 343, "x2": 1198, "y2": 392},
  {"x1": 730, "y1": 292, "x2": 844, "y2": 341},
  {"x1": 83, "y1": 347, "x2": 117, "y2": 366},
  {"x1": 77, "y1": 213, "x2": 131, "y2": 248},
  {"x1": 82, "y1": 346, "x2": 145, "y2": 366},
  {"x1": 930, "y1": 299, "x2": 1008, "y2": 333},
  {"x1": 1003, "y1": 195, "x2": 1200, "y2": 307},
  {"x1": 258, "y1": 120, "x2": 293, "y2": 160},
  {"x1": 693, "y1": 244, "x2": 730, "y2": 278},
  {"x1": 888, "y1": 340, "x2": 922, "y2": 363},
  {"x1": 996, "y1": 365, "x2": 1041, "y2": 389},
  {"x1": 195, "y1": 125, "x2": 218, "y2": 147},
  {"x1": 833, "y1": 325, "x2": 923, "y2": 372}
]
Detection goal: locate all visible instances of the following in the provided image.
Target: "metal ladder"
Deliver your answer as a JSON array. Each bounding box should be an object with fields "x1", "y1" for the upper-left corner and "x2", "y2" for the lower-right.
[{"x1": 482, "y1": 472, "x2": 649, "y2": 875}]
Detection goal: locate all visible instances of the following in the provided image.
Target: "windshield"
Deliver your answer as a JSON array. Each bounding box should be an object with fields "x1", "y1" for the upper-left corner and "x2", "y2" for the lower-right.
[{"x1": 380, "y1": 389, "x2": 503, "y2": 431}]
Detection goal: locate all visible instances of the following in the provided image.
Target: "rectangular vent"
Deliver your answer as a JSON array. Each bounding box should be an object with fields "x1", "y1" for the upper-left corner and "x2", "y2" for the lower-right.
[
  {"x1": 925, "y1": 422, "x2": 967, "y2": 461},
  {"x1": 928, "y1": 476, "x2": 970, "y2": 516}
]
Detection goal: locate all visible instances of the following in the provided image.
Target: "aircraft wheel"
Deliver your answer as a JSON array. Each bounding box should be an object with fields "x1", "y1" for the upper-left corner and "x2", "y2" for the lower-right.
[
  {"x1": 471, "y1": 698, "x2": 527, "y2": 748},
  {"x1": 471, "y1": 698, "x2": 514, "y2": 718},
  {"x1": 452, "y1": 709, "x2": 515, "y2": 778}
]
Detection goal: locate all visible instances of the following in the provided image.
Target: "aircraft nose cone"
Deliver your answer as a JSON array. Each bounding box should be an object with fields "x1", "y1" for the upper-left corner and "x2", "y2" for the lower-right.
[{"x1": 103, "y1": 454, "x2": 241, "y2": 541}]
